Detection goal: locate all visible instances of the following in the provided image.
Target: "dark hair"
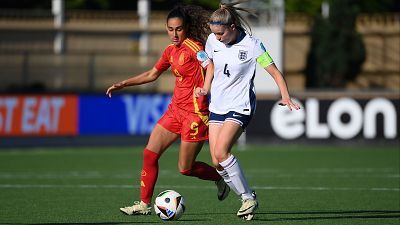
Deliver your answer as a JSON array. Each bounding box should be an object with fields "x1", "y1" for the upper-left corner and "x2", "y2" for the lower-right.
[
  {"x1": 167, "y1": 5, "x2": 211, "y2": 45},
  {"x1": 210, "y1": 0, "x2": 256, "y2": 34}
]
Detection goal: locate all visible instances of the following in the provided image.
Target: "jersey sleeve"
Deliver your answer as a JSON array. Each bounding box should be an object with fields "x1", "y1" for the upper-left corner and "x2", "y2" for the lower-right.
[
  {"x1": 205, "y1": 34, "x2": 214, "y2": 60},
  {"x1": 185, "y1": 39, "x2": 210, "y2": 69},
  {"x1": 196, "y1": 50, "x2": 211, "y2": 68},
  {"x1": 255, "y1": 39, "x2": 274, "y2": 68},
  {"x1": 154, "y1": 46, "x2": 171, "y2": 72}
]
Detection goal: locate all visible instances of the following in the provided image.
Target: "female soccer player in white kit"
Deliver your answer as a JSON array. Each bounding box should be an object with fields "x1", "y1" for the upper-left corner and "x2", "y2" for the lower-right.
[{"x1": 195, "y1": 0, "x2": 301, "y2": 220}]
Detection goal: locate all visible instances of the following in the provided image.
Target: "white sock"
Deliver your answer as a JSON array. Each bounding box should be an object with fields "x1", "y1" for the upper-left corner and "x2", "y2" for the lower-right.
[
  {"x1": 219, "y1": 154, "x2": 253, "y2": 200},
  {"x1": 216, "y1": 168, "x2": 240, "y2": 195}
]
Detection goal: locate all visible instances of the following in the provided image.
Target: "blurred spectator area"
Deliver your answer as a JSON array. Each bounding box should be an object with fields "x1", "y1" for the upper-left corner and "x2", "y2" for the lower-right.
[
  {"x1": 0, "y1": 9, "x2": 399, "y2": 93},
  {"x1": 285, "y1": 13, "x2": 400, "y2": 91}
]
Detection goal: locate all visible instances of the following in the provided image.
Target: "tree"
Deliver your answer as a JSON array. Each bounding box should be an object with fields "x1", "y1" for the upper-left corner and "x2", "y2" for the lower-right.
[
  {"x1": 305, "y1": 0, "x2": 366, "y2": 88},
  {"x1": 285, "y1": 0, "x2": 400, "y2": 15}
]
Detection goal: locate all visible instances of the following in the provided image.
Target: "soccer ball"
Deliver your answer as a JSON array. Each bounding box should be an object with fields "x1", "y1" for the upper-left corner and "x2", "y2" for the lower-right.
[{"x1": 154, "y1": 190, "x2": 185, "y2": 221}]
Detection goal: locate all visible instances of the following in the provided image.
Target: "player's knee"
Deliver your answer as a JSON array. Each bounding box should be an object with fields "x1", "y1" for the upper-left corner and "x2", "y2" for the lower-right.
[{"x1": 214, "y1": 151, "x2": 230, "y2": 164}]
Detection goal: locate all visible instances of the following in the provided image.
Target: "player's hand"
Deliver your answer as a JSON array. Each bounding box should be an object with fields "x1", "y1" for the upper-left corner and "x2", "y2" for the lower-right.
[
  {"x1": 194, "y1": 87, "x2": 208, "y2": 98},
  {"x1": 279, "y1": 98, "x2": 301, "y2": 111},
  {"x1": 106, "y1": 82, "x2": 125, "y2": 98}
]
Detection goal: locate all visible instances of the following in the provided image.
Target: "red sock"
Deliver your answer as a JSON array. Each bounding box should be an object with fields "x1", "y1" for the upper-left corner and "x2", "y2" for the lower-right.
[
  {"x1": 140, "y1": 149, "x2": 160, "y2": 204},
  {"x1": 180, "y1": 161, "x2": 221, "y2": 181}
]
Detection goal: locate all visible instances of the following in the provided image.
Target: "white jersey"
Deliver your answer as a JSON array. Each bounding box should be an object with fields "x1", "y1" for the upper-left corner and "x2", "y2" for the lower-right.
[{"x1": 205, "y1": 32, "x2": 269, "y2": 115}]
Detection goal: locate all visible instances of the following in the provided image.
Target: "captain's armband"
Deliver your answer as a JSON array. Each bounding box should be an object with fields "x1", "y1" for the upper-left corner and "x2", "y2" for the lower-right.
[{"x1": 256, "y1": 52, "x2": 274, "y2": 68}]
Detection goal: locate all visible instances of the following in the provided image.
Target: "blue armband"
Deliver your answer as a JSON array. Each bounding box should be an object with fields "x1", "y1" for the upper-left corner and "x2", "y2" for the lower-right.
[{"x1": 197, "y1": 50, "x2": 210, "y2": 68}]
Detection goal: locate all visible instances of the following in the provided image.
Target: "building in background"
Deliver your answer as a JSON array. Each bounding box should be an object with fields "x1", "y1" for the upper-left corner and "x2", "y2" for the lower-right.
[{"x1": 0, "y1": 0, "x2": 398, "y2": 93}]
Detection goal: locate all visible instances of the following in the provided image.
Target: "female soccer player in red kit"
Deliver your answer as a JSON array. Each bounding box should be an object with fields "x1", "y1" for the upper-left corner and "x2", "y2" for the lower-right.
[{"x1": 106, "y1": 5, "x2": 229, "y2": 215}]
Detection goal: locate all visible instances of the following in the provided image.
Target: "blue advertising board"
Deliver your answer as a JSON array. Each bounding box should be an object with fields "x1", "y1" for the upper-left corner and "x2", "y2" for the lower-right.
[
  {"x1": 79, "y1": 94, "x2": 171, "y2": 135},
  {"x1": 2, "y1": 94, "x2": 397, "y2": 140}
]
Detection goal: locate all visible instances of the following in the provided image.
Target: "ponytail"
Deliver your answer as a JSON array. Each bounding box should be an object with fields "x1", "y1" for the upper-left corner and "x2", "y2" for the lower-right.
[{"x1": 210, "y1": 0, "x2": 256, "y2": 34}]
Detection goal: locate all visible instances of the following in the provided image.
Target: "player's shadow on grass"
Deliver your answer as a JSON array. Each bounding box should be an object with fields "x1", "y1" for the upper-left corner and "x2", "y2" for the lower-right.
[
  {"x1": 15, "y1": 222, "x2": 161, "y2": 225},
  {"x1": 15, "y1": 218, "x2": 210, "y2": 224},
  {"x1": 254, "y1": 210, "x2": 400, "y2": 222}
]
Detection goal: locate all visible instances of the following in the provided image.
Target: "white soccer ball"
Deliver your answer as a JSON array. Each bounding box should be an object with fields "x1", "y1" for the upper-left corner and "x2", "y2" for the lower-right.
[{"x1": 154, "y1": 190, "x2": 185, "y2": 221}]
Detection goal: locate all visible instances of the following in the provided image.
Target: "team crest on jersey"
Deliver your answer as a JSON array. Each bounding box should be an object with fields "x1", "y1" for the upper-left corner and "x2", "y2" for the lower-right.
[
  {"x1": 238, "y1": 50, "x2": 248, "y2": 61},
  {"x1": 179, "y1": 52, "x2": 185, "y2": 65}
]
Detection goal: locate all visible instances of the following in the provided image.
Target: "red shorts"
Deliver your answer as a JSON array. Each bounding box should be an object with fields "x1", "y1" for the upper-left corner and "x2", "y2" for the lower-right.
[{"x1": 158, "y1": 104, "x2": 209, "y2": 142}]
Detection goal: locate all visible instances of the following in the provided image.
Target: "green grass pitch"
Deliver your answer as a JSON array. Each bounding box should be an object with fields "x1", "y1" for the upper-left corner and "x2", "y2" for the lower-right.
[{"x1": 0, "y1": 144, "x2": 399, "y2": 225}]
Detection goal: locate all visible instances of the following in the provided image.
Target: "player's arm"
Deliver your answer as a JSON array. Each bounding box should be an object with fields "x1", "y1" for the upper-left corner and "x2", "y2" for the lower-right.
[
  {"x1": 257, "y1": 52, "x2": 300, "y2": 111},
  {"x1": 106, "y1": 67, "x2": 162, "y2": 98},
  {"x1": 195, "y1": 61, "x2": 214, "y2": 97},
  {"x1": 194, "y1": 48, "x2": 214, "y2": 97},
  {"x1": 265, "y1": 64, "x2": 300, "y2": 111}
]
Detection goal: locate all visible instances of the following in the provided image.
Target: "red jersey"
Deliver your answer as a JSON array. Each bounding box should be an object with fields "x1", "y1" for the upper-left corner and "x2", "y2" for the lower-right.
[{"x1": 154, "y1": 38, "x2": 209, "y2": 115}]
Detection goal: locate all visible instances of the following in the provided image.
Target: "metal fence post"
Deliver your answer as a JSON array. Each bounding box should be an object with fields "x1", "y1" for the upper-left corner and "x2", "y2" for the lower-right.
[
  {"x1": 88, "y1": 52, "x2": 96, "y2": 91},
  {"x1": 22, "y1": 51, "x2": 29, "y2": 87}
]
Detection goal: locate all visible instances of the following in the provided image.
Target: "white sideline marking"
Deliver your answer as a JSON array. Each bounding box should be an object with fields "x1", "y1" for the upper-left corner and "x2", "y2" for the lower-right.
[
  {"x1": 0, "y1": 184, "x2": 398, "y2": 192},
  {"x1": 0, "y1": 168, "x2": 398, "y2": 179},
  {"x1": 246, "y1": 168, "x2": 399, "y2": 173},
  {"x1": 0, "y1": 173, "x2": 398, "y2": 179}
]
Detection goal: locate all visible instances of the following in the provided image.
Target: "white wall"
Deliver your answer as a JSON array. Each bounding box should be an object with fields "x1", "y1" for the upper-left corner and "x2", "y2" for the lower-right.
[{"x1": 252, "y1": 27, "x2": 283, "y2": 94}]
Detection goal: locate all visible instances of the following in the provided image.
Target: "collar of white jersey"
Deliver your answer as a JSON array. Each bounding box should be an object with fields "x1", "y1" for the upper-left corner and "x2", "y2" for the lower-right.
[{"x1": 227, "y1": 28, "x2": 246, "y2": 46}]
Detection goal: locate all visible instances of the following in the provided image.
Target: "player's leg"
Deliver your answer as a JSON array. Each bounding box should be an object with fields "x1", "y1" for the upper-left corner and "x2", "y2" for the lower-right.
[
  {"x1": 140, "y1": 124, "x2": 180, "y2": 203},
  {"x1": 178, "y1": 139, "x2": 230, "y2": 201},
  {"x1": 209, "y1": 122, "x2": 238, "y2": 197},
  {"x1": 208, "y1": 123, "x2": 222, "y2": 168},
  {"x1": 214, "y1": 121, "x2": 258, "y2": 220},
  {"x1": 213, "y1": 121, "x2": 252, "y2": 197},
  {"x1": 178, "y1": 112, "x2": 230, "y2": 200},
  {"x1": 178, "y1": 140, "x2": 219, "y2": 181},
  {"x1": 120, "y1": 111, "x2": 180, "y2": 215}
]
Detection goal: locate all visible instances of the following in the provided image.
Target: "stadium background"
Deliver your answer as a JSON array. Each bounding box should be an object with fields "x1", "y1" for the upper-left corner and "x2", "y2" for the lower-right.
[
  {"x1": 0, "y1": 0, "x2": 398, "y2": 146},
  {"x1": 0, "y1": 1, "x2": 399, "y2": 224}
]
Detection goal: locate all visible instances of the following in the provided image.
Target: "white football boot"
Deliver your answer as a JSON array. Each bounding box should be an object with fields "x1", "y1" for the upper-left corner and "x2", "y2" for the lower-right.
[
  {"x1": 120, "y1": 201, "x2": 152, "y2": 215},
  {"x1": 216, "y1": 178, "x2": 230, "y2": 201},
  {"x1": 237, "y1": 191, "x2": 258, "y2": 220}
]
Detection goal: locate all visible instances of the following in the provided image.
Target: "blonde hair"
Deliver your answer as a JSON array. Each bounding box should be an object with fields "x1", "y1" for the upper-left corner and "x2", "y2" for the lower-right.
[{"x1": 210, "y1": 0, "x2": 257, "y2": 34}]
